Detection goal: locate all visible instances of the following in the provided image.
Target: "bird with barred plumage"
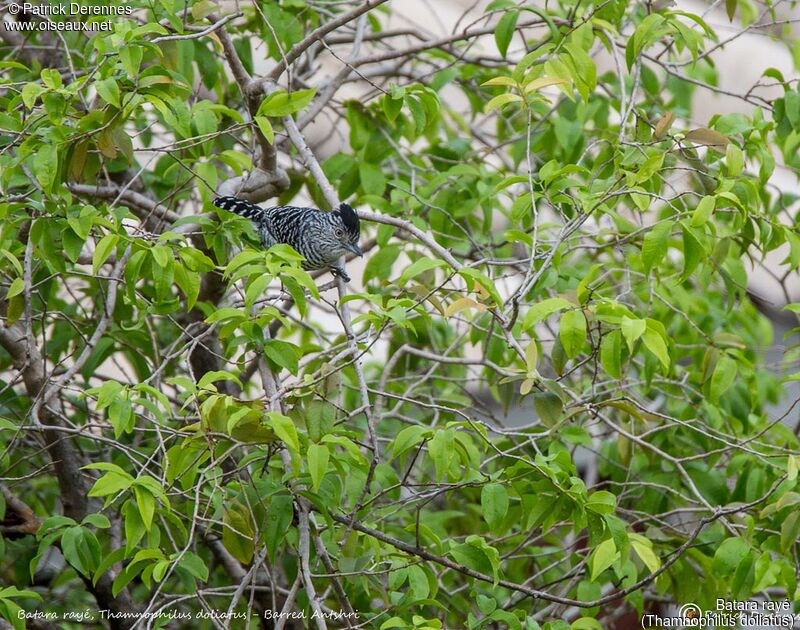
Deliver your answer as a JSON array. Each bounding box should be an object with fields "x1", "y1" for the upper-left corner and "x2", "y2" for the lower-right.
[{"x1": 213, "y1": 196, "x2": 363, "y2": 282}]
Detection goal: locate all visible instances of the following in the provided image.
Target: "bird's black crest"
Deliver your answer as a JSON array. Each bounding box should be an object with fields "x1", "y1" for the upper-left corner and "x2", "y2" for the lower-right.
[{"x1": 337, "y1": 202, "x2": 359, "y2": 236}]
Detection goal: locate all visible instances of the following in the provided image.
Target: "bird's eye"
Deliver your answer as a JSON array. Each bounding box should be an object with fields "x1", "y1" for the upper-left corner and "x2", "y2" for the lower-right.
[{"x1": 334, "y1": 228, "x2": 344, "y2": 238}]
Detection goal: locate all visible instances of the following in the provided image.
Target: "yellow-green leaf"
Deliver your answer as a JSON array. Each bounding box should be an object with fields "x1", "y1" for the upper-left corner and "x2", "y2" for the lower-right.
[
  {"x1": 481, "y1": 76, "x2": 518, "y2": 88},
  {"x1": 690, "y1": 196, "x2": 716, "y2": 228},
  {"x1": 726, "y1": 143, "x2": 744, "y2": 177},
  {"x1": 589, "y1": 538, "x2": 618, "y2": 581},
  {"x1": 254, "y1": 116, "x2": 274, "y2": 144},
  {"x1": 523, "y1": 76, "x2": 568, "y2": 94},
  {"x1": 486, "y1": 93, "x2": 523, "y2": 112}
]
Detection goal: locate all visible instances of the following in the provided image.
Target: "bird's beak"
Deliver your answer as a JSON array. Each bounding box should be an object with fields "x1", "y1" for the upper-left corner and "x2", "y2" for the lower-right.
[{"x1": 347, "y1": 243, "x2": 363, "y2": 257}]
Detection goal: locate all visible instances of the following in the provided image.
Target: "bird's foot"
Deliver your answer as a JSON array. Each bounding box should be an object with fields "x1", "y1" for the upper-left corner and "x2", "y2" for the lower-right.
[{"x1": 330, "y1": 266, "x2": 351, "y2": 283}]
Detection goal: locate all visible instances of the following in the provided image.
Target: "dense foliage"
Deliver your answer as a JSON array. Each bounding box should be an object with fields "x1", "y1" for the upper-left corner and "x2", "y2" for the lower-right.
[{"x1": 1, "y1": 0, "x2": 799, "y2": 628}]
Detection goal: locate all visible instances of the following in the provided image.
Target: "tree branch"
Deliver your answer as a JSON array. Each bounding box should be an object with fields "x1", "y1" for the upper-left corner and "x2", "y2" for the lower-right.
[{"x1": 264, "y1": 0, "x2": 391, "y2": 84}]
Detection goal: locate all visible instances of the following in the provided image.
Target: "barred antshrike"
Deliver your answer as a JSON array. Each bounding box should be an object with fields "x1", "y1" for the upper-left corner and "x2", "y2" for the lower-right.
[{"x1": 213, "y1": 196, "x2": 362, "y2": 282}]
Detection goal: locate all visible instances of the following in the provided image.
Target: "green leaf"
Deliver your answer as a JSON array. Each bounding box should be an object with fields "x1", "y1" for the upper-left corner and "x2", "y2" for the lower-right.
[
  {"x1": 690, "y1": 196, "x2": 716, "y2": 228},
  {"x1": 305, "y1": 401, "x2": 335, "y2": 443},
  {"x1": 382, "y1": 93, "x2": 404, "y2": 121},
  {"x1": 134, "y1": 486, "x2": 155, "y2": 531},
  {"x1": 572, "y1": 618, "x2": 603, "y2": 630},
  {"x1": 449, "y1": 536, "x2": 500, "y2": 583},
  {"x1": 523, "y1": 297, "x2": 573, "y2": 329},
  {"x1": 257, "y1": 88, "x2": 317, "y2": 117},
  {"x1": 457, "y1": 268, "x2": 502, "y2": 305},
  {"x1": 33, "y1": 144, "x2": 58, "y2": 191},
  {"x1": 589, "y1": 538, "x2": 618, "y2": 581},
  {"x1": 626, "y1": 14, "x2": 667, "y2": 70},
  {"x1": 191, "y1": 0, "x2": 215, "y2": 19},
  {"x1": 559, "y1": 309, "x2": 587, "y2": 358},
  {"x1": 123, "y1": 499, "x2": 146, "y2": 555},
  {"x1": 152, "y1": 559, "x2": 170, "y2": 582},
  {"x1": 780, "y1": 512, "x2": 800, "y2": 552},
  {"x1": 389, "y1": 425, "x2": 430, "y2": 460},
  {"x1": 363, "y1": 244, "x2": 401, "y2": 283},
  {"x1": 254, "y1": 116, "x2": 274, "y2": 144},
  {"x1": 359, "y1": 162, "x2": 386, "y2": 196},
  {"x1": 87, "y1": 470, "x2": 134, "y2": 498},
  {"x1": 6, "y1": 278, "x2": 24, "y2": 299},
  {"x1": 524, "y1": 340, "x2": 538, "y2": 374},
  {"x1": 642, "y1": 322, "x2": 670, "y2": 370},
  {"x1": 93, "y1": 547, "x2": 126, "y2": 586},
  {"x1": 245, "y1": 273, "x2": 272, "y2": 309},
  {"x1": 494, "y1": 10, "x2": 519, "y2": 58},
  {"x1": 428, "y1": 429, "x2": 455, "y2": 481},
  {"x1": 179, "y1": 551, "x2": 209, "y2": 582},
  {"x1": 197, "y1": 369, "x2": 242, "y2": 390},
  {"x1": 641, "y1": 221, "x2": 672, "y2": 274},
  {"x1": 81, "y1": 513, "x2": 111, "y2": 529},
  {"x1": 178, "y1": 247, "x2": 215, "y2": 272},
  {"x1": 95, "y1": 78, "x2": 121, "y2": 108},
  {"x1": 60, "y1": 527, "x2": 89, "y2": 577},
  {"x1": 620, "y1": 317, "x2": 646, "y2": 353},
  {"x1": 712, "y1": 537, "x2": 749, "y2": 575},
  {"x1": 710, "y1": 354, "x2": 737, "y2": 402},
  {"x1": 93, "y1": 233, "x2": 119, "y2": 274},
  {"x1": 83, "y1": 462, "x2": 130, "y2": 474},
  {"x1": 41, "y1": 68, "x2": 62, "y2": 89},
  {"x1": 524, "y1": 76, "x2": 568, "y2": 94},
  {"x1": 264, "y1": 495, "x2": 294, "y2": 563},
  {"x1": 108, "y1": 398, "x2": 134, "y2": 439},
  {"x1": 788, "y1": 454, "x2": 800, "y2": 481},
  {"x1": 600, "y1": 330, "x2": 622, "y2": 378},
  {"x1": 534, "y1": 392, "x2": 563, "y2": 427},
  {"x1": 307, "y1": 443, "x2": 329, "y2": 491},
  {"x1": 481, "y1": 76, "x2": 518, "y2": 88},
  {"x1": 406, "y1": 565, "x2": 430, "y2": 601},
  {"x1": 405, "y1": 95, "x2": 427, "y2": 134},
  {"x1": 61, "y1": 527, "x2": 100, "y2": 578},
  {"x1": 564, "y1": 43, "x2": 596, "y2": 102},
  {"x1": 268, "y1": 412, "x2": 300, "y2": 452},
  {"x1": 486, "y1": 93, "x2": 523, "y2": 112},
  {"x1": 631, "y1": 536, "x2": 661, "y2": 574},
  {"x1": 726, "y1": 143, "x2": 744, "y2": 177},
  {"x1": 22, "y1": 83, "x2": 44, "y2": 109},
  {"x1": 120, "y1": 46, "x2": 143, "y2": 77},
  {"x1": 398, "y1": 258, "x2": 447, "y2": 285},
  {"x1": 150, "y1": 244, "x2": 171, "y2": 268},
  {"x1": 263, "y1": 339, "x2": 300, "y2": 375},
  {"x1": 222, "y1": 502, "x2": 255, "y2": 564},
  {"x1": 481, "y1": 483, "x2": 508, "y2": 530},
  {"x1": 681, "y1": 224, "x2": 705, "y2": 280},
  {"x1": 165, "y1": 264, "x2": 196, "y2": 311},
  {"x1": 586, "y1": 491, "x2": 616, "y2": 515}
]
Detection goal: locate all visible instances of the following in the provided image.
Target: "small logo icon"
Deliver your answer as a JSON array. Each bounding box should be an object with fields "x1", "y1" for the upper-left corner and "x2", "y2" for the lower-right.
[{"x1": 678, "y1": 603, "x2": 702, "y2": 625}]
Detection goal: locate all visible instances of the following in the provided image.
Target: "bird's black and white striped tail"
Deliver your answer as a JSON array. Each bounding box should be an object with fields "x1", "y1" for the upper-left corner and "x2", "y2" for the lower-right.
[{"x1": 213, "y1": 196, "x2": 266, "y2": 221}]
